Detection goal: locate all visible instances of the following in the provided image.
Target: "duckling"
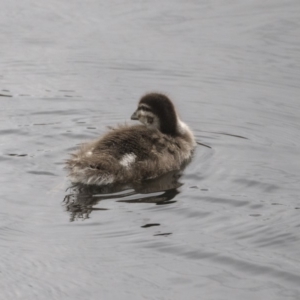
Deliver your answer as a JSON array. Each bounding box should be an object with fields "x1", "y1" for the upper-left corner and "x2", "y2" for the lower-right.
[{"x1": 65, "y1": 93, "x2": 196, "y2": 185}]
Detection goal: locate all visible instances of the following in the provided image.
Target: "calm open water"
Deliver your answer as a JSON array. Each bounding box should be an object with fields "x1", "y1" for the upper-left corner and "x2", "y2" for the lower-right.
[{"x1": 1, "y1": 0, "x2": 300, "y2": 299}]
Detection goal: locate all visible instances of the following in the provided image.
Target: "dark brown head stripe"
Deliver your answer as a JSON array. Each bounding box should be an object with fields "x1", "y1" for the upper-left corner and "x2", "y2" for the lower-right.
[{"x1": 138, "y1": 105, "x2": 152, "y2": 112}]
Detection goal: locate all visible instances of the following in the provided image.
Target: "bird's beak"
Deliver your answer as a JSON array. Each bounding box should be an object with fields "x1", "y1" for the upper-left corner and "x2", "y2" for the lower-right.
[{"x1": 131, "y1": 110, "x2": 138, "y2": 120}]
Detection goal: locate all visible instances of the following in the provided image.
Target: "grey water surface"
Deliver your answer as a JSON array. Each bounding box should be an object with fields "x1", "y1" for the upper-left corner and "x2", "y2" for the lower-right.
[{"x1": 1, "y1": 0, "x2": 300, "y2": 299}]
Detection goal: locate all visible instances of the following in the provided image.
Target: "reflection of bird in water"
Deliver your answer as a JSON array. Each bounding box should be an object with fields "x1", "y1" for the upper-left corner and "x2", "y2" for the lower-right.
[
  {"x1": 63, "y1": 170, "x2": 182, "y2": 222},
  {"x1": 65, "y1": 93, "x2": 196, "y2": 185}
]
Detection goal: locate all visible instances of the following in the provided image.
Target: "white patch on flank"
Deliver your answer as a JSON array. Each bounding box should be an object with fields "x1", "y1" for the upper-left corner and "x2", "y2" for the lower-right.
[
  {"x1": 86, "y1": 151, "x2": 93, "y2": 157},
  {"x1": 119, "y1": 153, "x2": 136, "y2": 168}
]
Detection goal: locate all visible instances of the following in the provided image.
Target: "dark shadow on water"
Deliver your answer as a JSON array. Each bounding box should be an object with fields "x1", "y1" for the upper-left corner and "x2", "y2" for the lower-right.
[
  {"x1": 63, "y1": 170, "x2": 183, "y2": 222},
  {"x1": 200, "y1": 130, "x2": 248, "y2": 140},
  {"x1": 196, "y1": 141, "x2": 212, "y2": 149}
]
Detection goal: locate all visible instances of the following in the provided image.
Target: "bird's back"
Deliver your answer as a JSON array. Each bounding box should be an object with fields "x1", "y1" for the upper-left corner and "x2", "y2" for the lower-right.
[
  {"x1": 66, "y1": 93, "x2": 196, "y2": 185},
  {"x1": 66, "y1": 124, "x2": 192, "y2": 185}
]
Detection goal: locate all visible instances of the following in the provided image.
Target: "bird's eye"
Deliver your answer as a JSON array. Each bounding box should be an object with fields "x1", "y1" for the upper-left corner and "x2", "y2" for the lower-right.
[{"x1": 147, "y1": 116, "x2": 154, "y2": 124}]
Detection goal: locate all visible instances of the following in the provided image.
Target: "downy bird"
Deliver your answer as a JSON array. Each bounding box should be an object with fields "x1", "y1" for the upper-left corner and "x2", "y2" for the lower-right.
[{"x1": 66, "y1": 93, "x2": 196, "y2": 185}]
